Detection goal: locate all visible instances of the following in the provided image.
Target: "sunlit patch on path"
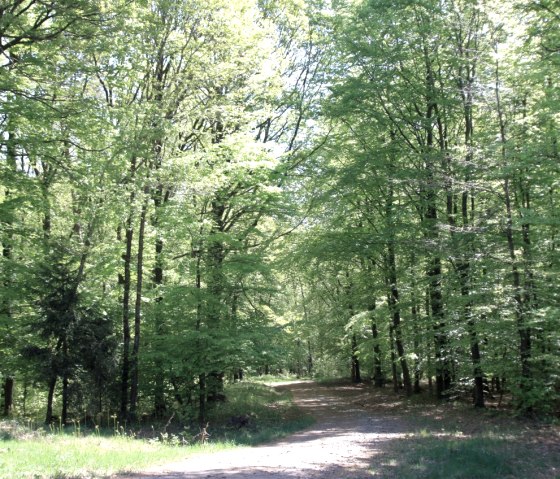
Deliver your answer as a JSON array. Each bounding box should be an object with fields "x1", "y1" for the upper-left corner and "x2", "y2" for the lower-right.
[{"x1": 120, "y1": 381, "x2": 408, "y2": 479}]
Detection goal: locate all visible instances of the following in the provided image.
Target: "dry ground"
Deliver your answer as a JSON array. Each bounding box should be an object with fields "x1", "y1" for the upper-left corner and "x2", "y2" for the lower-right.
[{"x1": 118, "y1": 380, "x2": 560, "y2": 479}]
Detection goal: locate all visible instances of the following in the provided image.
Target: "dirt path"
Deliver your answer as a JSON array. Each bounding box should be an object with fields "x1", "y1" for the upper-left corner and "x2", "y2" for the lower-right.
[{"x1": 122, "y1": 381, "x2": 408, "y2": 479}]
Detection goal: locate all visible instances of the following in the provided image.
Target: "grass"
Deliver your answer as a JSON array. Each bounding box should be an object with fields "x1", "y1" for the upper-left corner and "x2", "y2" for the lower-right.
[
  {"x1": 0, "y1": 381, "x2": 312, "y2": 479},
  {"x1": 362, "y1": 386, "x2": 560, "y2": 479},
  {"x1": 375, "y1": 434, "x2": 541, "y2": 479},
  {"x1": 246, "y1": 373, "x2": 302, "y2": 384},
  {"x1": 9, "y1": 380, "x2": 555, "y2": 479},
  {"x1": 0, "y1": 435, "x2": 215, "y2": 479}
]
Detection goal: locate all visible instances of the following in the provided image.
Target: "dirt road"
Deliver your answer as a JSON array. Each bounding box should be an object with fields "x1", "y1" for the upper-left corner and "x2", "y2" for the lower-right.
[{"x1": 123, "y1": 381, "x2": 408, "y2": 479}]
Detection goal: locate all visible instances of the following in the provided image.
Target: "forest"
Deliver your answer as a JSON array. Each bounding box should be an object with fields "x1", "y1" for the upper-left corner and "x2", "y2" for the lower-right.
[{"x1": 0, "y1": 0, "x2": 558, "y2": 429}]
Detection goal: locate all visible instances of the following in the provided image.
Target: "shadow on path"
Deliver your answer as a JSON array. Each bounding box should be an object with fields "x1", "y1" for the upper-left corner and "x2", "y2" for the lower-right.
[{"x1": 120, "y1": 381, "x2": 410, "y2": 479}]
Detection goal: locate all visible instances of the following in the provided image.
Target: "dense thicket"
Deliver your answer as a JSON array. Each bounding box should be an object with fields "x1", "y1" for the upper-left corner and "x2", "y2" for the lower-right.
[{"x1": 1, "y1": 0, "x2": 558, "y2": 424}]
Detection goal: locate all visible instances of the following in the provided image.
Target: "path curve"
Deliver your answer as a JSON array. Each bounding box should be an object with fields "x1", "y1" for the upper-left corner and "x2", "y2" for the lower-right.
[{"x1": 122, "y1": 381, "x2": 408, "y2": 479}]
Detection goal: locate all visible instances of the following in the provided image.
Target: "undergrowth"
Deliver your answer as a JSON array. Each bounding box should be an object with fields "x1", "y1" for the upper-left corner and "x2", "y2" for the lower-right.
[
  {"x1": 206, "y1": 381, "x2": 314, "y2": 445},
  {"x1": 366, "y1": 385, "x2": 560, "y2": 479},
  {"x1": 376, "y1": 433, "x2": 559, "y2": 479},
  {"x1": 0, "y1": 435, "x2": 201, "y2": 479},
  {"x1": 0, "y1": 381, "x2": 311, "y2": 479}
]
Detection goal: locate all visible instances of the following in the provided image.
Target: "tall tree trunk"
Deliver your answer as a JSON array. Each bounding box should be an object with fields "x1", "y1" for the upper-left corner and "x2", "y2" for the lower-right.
[
  {"x1": 152, "y1": 198, "x2": 166, "y2": 417},
  {"x1": 61, "y1": 340, "x2": 69, "y2": 425},
  {"x1": 120, "y1": 207, "x2": 134, "y2": 419},
  {"x1": 454, "y1": 15, "x2": 485, "y2": 408},
  {"x1": 1, "y1": 129, "x2": 16, "y2": 417},
  {"x1": 307, "y1": 340, "x2": 313, "y2": 376},
  {"x1": 120, "y1": 153, "x2": 137, "y2": 420},
  {"x1": 425, "y1": 114, "x2": 450, "y2": 399},
  {"x1": 429, "y1": 263, "x2": 450, "y2": 399},
  {"x1": 494, "y1": 56, "x2": 532, "y2": 407},
  {"x1": 345, "y1": 276, "x2": 361, "y2": 383},
  {"x1": 2, "y1": 377, "x2": 14, "y2": 416},
  {"x1": 151, "y1": 131, "x2": 169, "y2": 417},
  {"x1": 198, "y1": 373, "x2": 206, "y2": 427},
  {"x1": 370, "y1": 301, "x2": 384, "y2": 387},
  {"x1": 351, "y1": 332, "x2": 361, "y2": 383},
  {"x1": 459, "y1": 162, "x2": 484, "y2": 408},
  {"x1": 194, "y1": 248, "x2": 207, "y2": 425},
  {"x1": 389, "y1": 325, "x2": 399, "y2": 393},
  {"x1": 386, "y1": 242, "x2": 412, "y2": 396},
  {"x1": 129, "y1": 200, "x2": 147, "y2": 421},
  {"x1": 61, "y1": 376, "x2": 69, "y2": 425},
  {"x1": 45, "y1": 374, "x2": 57, "y2": 425},
  {"x1": 422, "y1": 38, "x2": 451, "y2": 400},
  {"x1": 411, "y1": 300, "x2": 422, "y2": 394},
  {"x1": 298, "y1": 281, "x2": 313, "y2": 376},
  {"x1": 42, "y1": 201, "x2": 57, "y2": 426},
  {"x1": 384, "y1": 172, "x2": 412, "y2": 396},
  {"x1": 205, "y1": 200, "x2": 226, "y2": 403},
  {"x1": 371, "y1": 322, "x2": 384, "y2": 387}
]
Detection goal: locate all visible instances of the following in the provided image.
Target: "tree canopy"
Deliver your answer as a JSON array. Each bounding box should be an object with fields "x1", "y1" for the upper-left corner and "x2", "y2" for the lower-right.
[{"x1": 1, "y1": 0, "x2": 558, "y2": 423}]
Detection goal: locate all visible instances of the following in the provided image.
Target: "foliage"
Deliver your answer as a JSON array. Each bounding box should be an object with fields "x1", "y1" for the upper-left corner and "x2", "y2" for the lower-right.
[
  {"x1": 0, "y1": 434, "x2": 199, "y2": 479},
  {"x1": 0, "y1": 380, "x2": 312, "y2": 478},
  {"x1": 203, "y1": 381, "x2": 314, "y2": 444},
  {"x1": 0, "y1": 0, "x2": 558, "y2": 431}
]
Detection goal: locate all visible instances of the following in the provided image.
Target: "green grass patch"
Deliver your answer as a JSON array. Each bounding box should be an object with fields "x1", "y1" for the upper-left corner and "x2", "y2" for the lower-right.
[
  {"x1": 245, "y1": 373, "x2": 301, "y2": 384},
  {"x1": 0, "y1": 434, "x2": 221, "y2": 479},
  {"x1": 355, "y1": 384, "x2": 560, "y2": 479},
  {"x1": 377, "y1": 435, "x2": 522, "y2": 479},
  {"x1": 0, "y1": 381, "x2": 311, "y2": 478}
]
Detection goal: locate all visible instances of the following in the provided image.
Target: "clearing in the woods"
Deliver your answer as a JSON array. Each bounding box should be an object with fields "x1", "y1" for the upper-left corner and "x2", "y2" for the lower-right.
[{"x1": 119, "y1": 380, "x2": 560, "y2": 479}]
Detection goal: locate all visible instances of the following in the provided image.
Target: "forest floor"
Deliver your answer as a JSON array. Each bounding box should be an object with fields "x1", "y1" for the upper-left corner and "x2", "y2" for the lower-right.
[{"x1": 118, "y1": 380, "x2": 560, "y2": 479}]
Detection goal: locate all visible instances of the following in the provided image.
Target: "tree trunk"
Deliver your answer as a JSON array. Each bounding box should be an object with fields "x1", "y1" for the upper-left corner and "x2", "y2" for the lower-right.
[
  {"x1": 2, "y1": 377, "x2": 14, "y2": 416},
  {"x1": 120, "y1": 154, "x2": 137, "y2": 420},
  {"x1": 307, "y1": 340, "x2": 313, "y2": 376},
  {"x1": 385, "y1": 180, "x2": 412, "y2": 396},
  {"x1": 198, "y1": 373, "x2": 206, "y2": 427},
  {"x1": 411, "y1": 301, "x2": 422, "y2": 394},
  {"x1": 194, "y1": 249, "x2": 206, "y2": 423},
  {"x1": 458, "y1": 221, "x2": 484, "y2": 407},
  {"x1": 298, "y1": 282, "x2": 313, "y2": 377},
  {"x1": 129, "y1": 200, "x2": 147, "y2": 421},
  {"x1": 455, "y1": 21, "x2": 485, "y2": 408},
  {"x1": 494, "y1": 57, "x2": 532, "y2": 407},
  {"x1": 152, "y1": 135, "x2": 168, "y2": 417},
  {"x1": 461, "y1": 160, "x2": 484, "y2": 409},
  {"x1": 61, "y1": 374, "x2": 69, "y2": 425},
  {"x1": 45, "y1": 375, "x2": 57, "y2": 425},
  {"x1": 351, "y1": 332, "x2": 361, "y2": 383},
  {"x1": 207, "y1": 371, "x2": 226, "y2": 402},
  {"x1": 371, "y1": 321, "x2": 384, "y2": 387},
  {"x1": 61, "y1": 340, "x2": 69, "y2": 425},
  {"x1": 22, "y1": 378, "x2": 28, "y2": 416},
  {"x1": 205, "y1": 200, "x2": 227, "y2": 402},
  {"x1": 422, "y1": 39, "x2": 451, "y2": 400},
  {"x1": 120, "y1": 211, "x2": 134, "y2": 420},
  {"x1": 389, "y1": 325, "x2": 399, "y2": 393},
  {"x1": 386, "y1": 245, "x2": 412, "y2": 396},
  {"x1": 2, "y1": 129, "x2": 16, "y2": 416},
  {"x1": 152, "y1": 226, "x2": 166, "y2": 418},
  {"x1": 369, "y1": 286, "x2": 383, "y2": 386},
  {"x1": 430, "y1": 266, "x2": 451, "y2": 400}
]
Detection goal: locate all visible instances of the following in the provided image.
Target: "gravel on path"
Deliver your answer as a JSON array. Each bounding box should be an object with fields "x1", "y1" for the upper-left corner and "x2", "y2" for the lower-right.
[{"x1": 119, "y1": 381, "x2": 408, "y2": 479}]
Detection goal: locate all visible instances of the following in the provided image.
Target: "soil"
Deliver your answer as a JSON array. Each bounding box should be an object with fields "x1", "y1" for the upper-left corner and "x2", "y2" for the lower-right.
[
  {"x1": 118, "y1": 380, "x2": 560, "y2": 479},
  {"x1": 119, "y1": 380, "x2": 407, "y2": 479}
]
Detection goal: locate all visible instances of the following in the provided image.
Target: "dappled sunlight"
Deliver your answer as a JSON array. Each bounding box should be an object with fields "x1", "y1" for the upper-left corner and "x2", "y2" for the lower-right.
[
  {"x1": 119, "y1": 381, "x2": 560, "y2": 479},
  {"x1": 122, "y1": 381, "x2": 416, "y2": 479}
]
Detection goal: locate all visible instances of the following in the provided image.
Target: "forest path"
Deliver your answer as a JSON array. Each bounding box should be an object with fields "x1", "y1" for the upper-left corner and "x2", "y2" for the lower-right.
[{"x1": 121, "y1": 380, "x2": 408, "y2": 479}]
